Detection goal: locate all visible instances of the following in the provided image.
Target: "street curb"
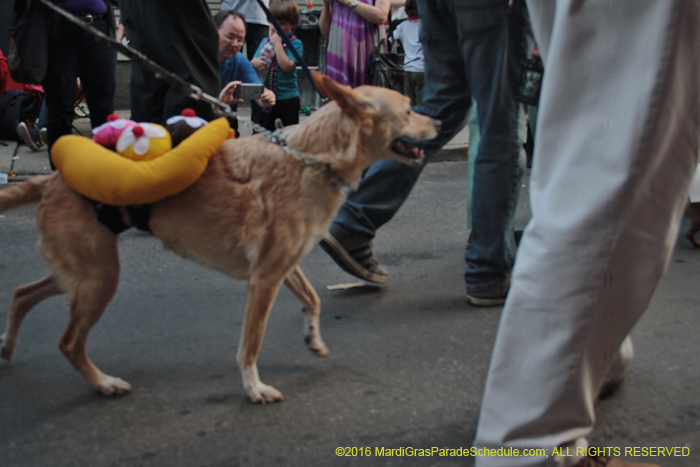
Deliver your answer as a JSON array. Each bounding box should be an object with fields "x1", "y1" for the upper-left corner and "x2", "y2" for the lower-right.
[{"x1": 434, "y1": 145, "x2": 468, "y2": 162}]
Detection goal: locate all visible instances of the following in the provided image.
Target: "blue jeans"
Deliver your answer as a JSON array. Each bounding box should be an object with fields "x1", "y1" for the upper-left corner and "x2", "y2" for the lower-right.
[
  {"x1": 37, "y1": 101, "x2": 48, "y2": 130},
  {"x1": 333, "y1": 0, "x2": 527, "y2": 288}
]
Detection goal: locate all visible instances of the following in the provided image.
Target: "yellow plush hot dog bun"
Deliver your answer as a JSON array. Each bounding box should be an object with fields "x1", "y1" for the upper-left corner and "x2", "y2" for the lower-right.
[{"x1": 52, "y1": 117, "x2": 233, "y2": 206}]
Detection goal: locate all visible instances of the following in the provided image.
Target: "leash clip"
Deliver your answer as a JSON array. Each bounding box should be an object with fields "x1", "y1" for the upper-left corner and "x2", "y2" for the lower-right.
[
  {"x1": 187, "y1": 85, "x2": 204, "y2": 101},
  {"x1": 270, "y1": 129, "x2": 288, "y2": 147},
  {"x1": 213, "y1": 103, "x2": 234, "y2": 118}
]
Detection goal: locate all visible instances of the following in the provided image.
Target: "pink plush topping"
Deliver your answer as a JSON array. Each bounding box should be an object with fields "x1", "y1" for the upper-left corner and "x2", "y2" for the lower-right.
[
  {"x1": 107, "y1": 113, "x2": 119, "y2": 122},
  {"x1": 92, "y1": 117, "x2": 136, "y2": 147},
  {"x1": 132, "y1": 125, "x2": 145, "y2": 138}
]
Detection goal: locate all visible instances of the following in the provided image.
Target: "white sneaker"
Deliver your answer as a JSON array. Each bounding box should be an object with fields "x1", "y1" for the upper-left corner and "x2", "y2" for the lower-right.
[
  {"x1": 16, "y1": 122, "x2": 43, "y2": 152},
  {"x1": 598, "y1": 336, "x2": 634, "y2": 399}
]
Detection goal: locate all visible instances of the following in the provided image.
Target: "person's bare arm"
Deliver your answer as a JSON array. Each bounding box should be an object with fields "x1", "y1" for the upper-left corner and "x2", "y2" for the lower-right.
[
  {"x1": 269, "y1": 27, "x2": 297, "y2": 73},
  {"x1": 320, "y1": 0, "x2": 332, "y2": 37},
  {"x1": 336, "y1": 0, "x2": 390, "y2": 25},
  {"x1": 116, "y1": 23, "x2": 127, "y2": 43}
]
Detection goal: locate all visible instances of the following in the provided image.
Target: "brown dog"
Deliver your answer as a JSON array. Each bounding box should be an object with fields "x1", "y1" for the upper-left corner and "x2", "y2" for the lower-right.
[{"x1": 0, "y1": 72, "x2": 439, "y2": 403}]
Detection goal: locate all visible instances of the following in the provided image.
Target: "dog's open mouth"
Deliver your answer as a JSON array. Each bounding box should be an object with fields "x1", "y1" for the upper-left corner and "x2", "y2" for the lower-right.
[{"x1": 391, "y1": 138, "x2": 425, "y2": 162}]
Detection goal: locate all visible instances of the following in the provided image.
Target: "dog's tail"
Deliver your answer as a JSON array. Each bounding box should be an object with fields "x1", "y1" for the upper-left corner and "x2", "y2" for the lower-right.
[{"x1": 0, "y1": 175, "x2": 52, "y2": 213}]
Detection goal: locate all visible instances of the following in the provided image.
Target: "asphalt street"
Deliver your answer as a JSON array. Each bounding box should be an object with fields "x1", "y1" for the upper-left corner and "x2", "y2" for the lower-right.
[{"x1": 1, "y1": 158, "x2": 699, "y2": 467}]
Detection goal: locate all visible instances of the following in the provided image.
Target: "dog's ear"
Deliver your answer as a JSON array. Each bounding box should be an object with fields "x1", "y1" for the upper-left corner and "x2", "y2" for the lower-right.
[{"x1": 311, "y1": 71, "x2": 376, "y2": 119}]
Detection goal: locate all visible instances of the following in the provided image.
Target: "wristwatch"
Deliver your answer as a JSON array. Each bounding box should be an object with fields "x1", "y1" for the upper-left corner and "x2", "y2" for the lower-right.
[{"x1": 350, "y1": 0, "x2": 358, "y2": 8}]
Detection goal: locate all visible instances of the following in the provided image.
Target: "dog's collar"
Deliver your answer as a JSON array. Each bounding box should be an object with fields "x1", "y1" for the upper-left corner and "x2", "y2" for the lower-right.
[{"x1": 268, "y1": 130, "x2": 352, "y2": 191}]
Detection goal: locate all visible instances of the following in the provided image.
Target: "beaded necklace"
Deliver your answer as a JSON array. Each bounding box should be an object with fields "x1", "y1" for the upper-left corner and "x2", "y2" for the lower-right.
[{"x1": 260, "y1": 35, "x2": 297, "y2": 113}]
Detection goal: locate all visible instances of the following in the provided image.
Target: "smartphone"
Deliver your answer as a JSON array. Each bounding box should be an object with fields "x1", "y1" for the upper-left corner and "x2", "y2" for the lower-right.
[{"x1": 233, "y1": 83, "x2": 264, "y2": 100}]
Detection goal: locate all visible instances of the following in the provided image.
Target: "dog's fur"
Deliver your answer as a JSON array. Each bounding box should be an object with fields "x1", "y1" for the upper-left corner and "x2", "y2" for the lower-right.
[{"x1": 0, "y1": 73, "x2": 439, "y2": 403}]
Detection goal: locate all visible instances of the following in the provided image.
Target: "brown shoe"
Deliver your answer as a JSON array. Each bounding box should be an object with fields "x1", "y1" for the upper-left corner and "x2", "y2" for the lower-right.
[
  {"x1": 319, "y1": 225, "x2": 388, "y2": 285},
  {"x1": 465, "y1": 275, "x2": 510, "y2": 306},
  {"x1": 573, "y1": 455, "x2": 660, "y2": 467}
]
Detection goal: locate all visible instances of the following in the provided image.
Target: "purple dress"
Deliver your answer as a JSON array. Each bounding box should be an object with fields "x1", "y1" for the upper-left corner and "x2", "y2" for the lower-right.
[{"x1": 325, "y1": 0, "x2": 375, "y2": 88}]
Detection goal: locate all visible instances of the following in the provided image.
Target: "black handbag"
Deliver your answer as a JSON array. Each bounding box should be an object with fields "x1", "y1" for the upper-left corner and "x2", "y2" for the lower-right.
[
  {"x1": 367, "y1": 51, "x2": 404, "y2": 92},
  {"x1": 8, "y1": 0, "x2": 50, "y2": 84}
]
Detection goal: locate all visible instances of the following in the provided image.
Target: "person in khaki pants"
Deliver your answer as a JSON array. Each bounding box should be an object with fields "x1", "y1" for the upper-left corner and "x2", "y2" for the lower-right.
[{"x1": 474, "y1": 1, "x2": 700, "y2": 466}]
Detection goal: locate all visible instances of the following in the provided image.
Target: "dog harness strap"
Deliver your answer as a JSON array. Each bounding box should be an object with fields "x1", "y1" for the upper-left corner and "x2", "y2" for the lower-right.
[
  {"x1": 269, "y1": 130, "x2": 351, "y2": 190},
  {"x1": 126, "y1": 205, "x2": 152, "y2": 233},
  {"x1": 89, "y1": 200, "x2": 131, "y2": 235},
  {"x1": 87, "y1": 199, "x2": 152, "y2": 234}
]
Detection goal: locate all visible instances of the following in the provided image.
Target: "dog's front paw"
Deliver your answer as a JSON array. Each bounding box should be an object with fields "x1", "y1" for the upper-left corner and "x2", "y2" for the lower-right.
[
  {"x1": 246, "y1": 382, "x2": 285, "y2": 404},
  {"x1": 96, "y1": 376, "x2": 132, "y2": 396},
  {"x1": 0, "y1": 333, "x2": 17, "y2": 362},
  {"x1": 240, "y1": 365, "x2": 284, "y2": 404}
]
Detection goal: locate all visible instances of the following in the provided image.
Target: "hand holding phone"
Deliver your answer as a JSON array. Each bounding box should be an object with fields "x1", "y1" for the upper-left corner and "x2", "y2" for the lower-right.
[
  {"x1": 219, "y1": 81, "x2": 265, "y2": 105},
  {"x1": 233, "y1": 83, "x2": 265, "y2": 101},
  {"x1": 219, "y1": 81, "x2": 242, "y2": 105}
]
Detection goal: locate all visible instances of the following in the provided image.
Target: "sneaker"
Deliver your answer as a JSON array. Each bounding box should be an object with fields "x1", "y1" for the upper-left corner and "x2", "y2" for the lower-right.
[
  {"x1": 16, "y1": 122, "x2": 43, "y2": 152},
  {"x1": 319, "y1": 225, "x2": 388, "y2": 285},
  {"x1": 465, "y1": 275, "x2": 510, "y2": 306},
  {"x1": 572, "y1": 454, "x2": 659, "y2": 467},
  {"x1": 598, "y1": 336, "x2": 634, "y2": 400},
  {"x1": 597, "y1": 374, "x2": 627, "y2": 401},
  {"x1": 39, "y1": 127, "x2": 48, "y2": 146}
]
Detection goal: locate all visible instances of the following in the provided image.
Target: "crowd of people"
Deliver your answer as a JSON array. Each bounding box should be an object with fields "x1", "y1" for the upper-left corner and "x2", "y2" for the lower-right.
[
  {"x1": 6, "y1": 0, "x2": 425, "y2": 151},
  {"x1": 5, "y1": 0, "x2": 303, "y2": 150},
  {"x1": 4, "y1": 1, "x2": 700, "y2": 467}
]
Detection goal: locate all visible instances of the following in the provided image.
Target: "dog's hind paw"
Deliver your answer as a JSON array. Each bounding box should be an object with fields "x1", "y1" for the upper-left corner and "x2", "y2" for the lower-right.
[
  {"x1": 305, "y1": 334, "x2": 329, "y2": 357},
  {"x1": 96, "y1": 376, "x2": 132, "y2": 396},
  {"x1": 0, "y1": 333, "x2": 16, "y2": 362},
  {"x1": 246, "y1": 383, "x2": 285, "y2": 404}
]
